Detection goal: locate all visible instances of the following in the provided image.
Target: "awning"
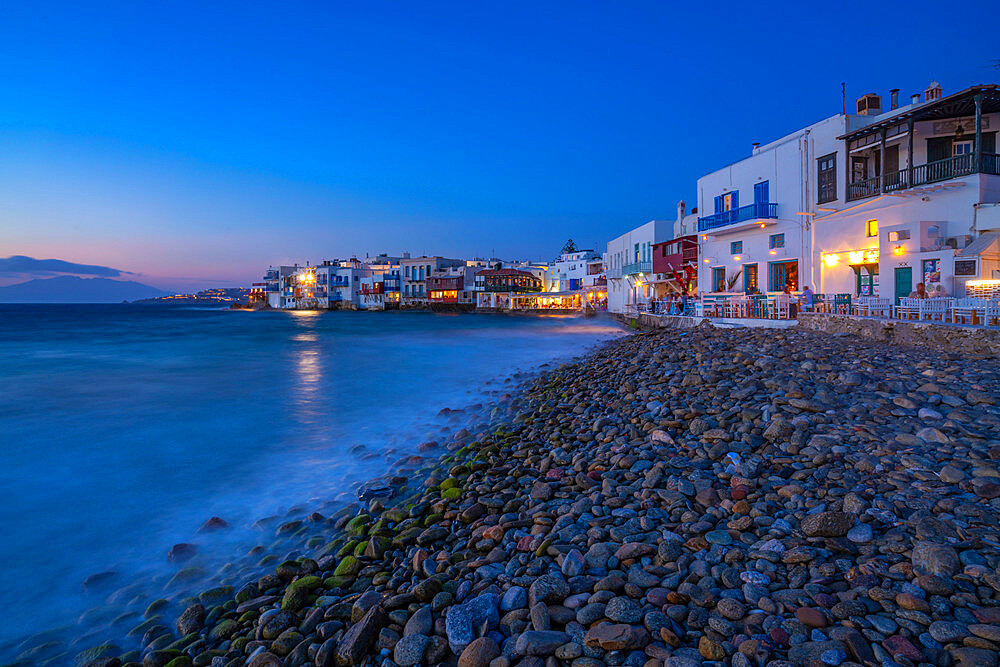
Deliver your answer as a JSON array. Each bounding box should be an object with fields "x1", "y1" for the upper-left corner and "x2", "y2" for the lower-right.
[{"x1": 959, "y1": 231, "x2": 1000, "y2": 257}]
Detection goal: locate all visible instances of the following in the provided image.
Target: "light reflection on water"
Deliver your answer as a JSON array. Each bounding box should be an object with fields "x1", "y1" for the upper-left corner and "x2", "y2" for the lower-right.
[{"x1": 0, "y1": 305, "x2": 622, "y2": 657}]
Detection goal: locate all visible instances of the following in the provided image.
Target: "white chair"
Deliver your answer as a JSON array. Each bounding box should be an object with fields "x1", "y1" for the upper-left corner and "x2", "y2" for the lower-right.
[
  {"x1": 854, "y1": 296, "x2": 872, "y2": 317},
  {"x1": 771, "y1": 295, "x2": 792, "y2": 319},
  {"x1": 869, "y1": 298, "x2": 893, "y2": 319},
  {"x1": 986, "y1": 301, "x2": 1000, "y2": 326},
  {"x1": 895, "y1": 297, "x2": 923, "y2": 320},
  {"x1": 921, "y1": 298, "x2": 953, "y2": 322},
  {"x1": 951, "y1": 298, "x2": 988, "y2": 325}
]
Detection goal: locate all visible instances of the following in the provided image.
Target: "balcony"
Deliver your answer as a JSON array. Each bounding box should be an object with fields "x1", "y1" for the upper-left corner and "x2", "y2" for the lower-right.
[
  {"x1": 847, "y1": 153, "x2": 1000, "y2": 202},
  {"x1": 622, "y1": 261, "x2": 652, "y2": 275},
  {"x1": 698, "y1": 202, "x2": 778, "y2": 232},
  {"x1": 479, "y1": 284, "x2": 542, "y2": 293}
]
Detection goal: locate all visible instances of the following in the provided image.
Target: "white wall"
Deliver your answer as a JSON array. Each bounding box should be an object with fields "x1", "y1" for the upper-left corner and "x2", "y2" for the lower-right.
[
  {"x1": 696, "y1": 113, "x2": 851, "y2": 294},
  {"x1": 813, "y1": 178, "x2": 999, "y2": 298},
  {"x1": 605, "y1": 220, "x2": 671, "y2": 313}
]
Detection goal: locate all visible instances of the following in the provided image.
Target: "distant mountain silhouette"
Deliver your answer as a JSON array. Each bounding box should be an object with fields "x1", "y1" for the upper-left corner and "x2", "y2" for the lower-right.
[{"x1": 0, "y1": 276, "x2": 167, "y2": 303}]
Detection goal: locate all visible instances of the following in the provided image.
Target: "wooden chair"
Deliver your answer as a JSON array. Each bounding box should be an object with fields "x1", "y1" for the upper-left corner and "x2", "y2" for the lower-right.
[{"x1": 833, "y1": 293, "x2": 853, "y2": 315}]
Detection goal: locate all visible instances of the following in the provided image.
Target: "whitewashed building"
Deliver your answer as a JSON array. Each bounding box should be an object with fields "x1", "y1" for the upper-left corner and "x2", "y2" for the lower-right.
[
  {"x1": 604, "y1": 219, "x2": 673, "y2": 313},
  {"x1": 812, "y1": 83, "x2": 1000, "y2": 300},
  {"x1": 696, "y1": 113, "x2": 854, "y2": 297},
  {"x1": 546, "y1": 249, "x2": 603, "y2": 292}
]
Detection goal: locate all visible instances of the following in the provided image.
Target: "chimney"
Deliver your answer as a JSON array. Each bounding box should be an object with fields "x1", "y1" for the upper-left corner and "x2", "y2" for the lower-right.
[
  {"x1": 924, "y1": 81, "x2": 942, "y2": 102},
  {"x1": 752, "y1": 142, "x2": 760, "y2": 152},
  {"x1": 890, "y1": 88, "x2": 899, "y2": 110},
  {"x1": 856, "y1": 93, "x2": 882, "y2": 116},
  {"x1": 911, "y1": 93, "x2": 920, "y2": 105}
]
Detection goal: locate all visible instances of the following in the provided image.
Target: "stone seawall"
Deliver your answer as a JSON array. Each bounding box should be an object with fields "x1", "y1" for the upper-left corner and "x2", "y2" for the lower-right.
[
  {"x1": 617, "y1": 313, "x2": 798, "y2": 331},
  {"x1": 799, "y1": 312, "x2": 1000, "y2": 358}
]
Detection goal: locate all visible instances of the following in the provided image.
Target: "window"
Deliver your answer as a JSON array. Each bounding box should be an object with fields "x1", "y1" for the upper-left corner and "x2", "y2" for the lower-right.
[
  {"x1": 953, "y1": 141, "x2": 973, "y2": 156},
  {"x1": 866, "y1": 219, "x2": 878, "y2": 238},
  {"x1": 714, "y1": 191, "x2": 739, "y2": 214},
  {"x1": 730, "y1": 241, "x2": 743, "y2": 254},
  {"x1": 955, "y1": 260, "x2": 977, "y2": 276},
  {"x1": 817, "y1": 153, "x2": 837, "y2": 204},
  {"x1": 634, "y1": 243, "x2": 639, "y2": 262},
  {"x1": 405, "y1": 266, "x2": 410, "y2": 278},
  {"x1": 712, "y1": 267, "x2": 726, "y2": 292},
  {"x1": 769, "y1": 234, "x2": 785, "y2": 249},
  {"x1": 888, "y1": 230, "x2": 910, "y2": 242},
  {"x1": 768, "y1": 260, "x2": 798, "y2": 292},
  {"x1": 744, "y1": 264, "x2": 759, "y2": 292}
]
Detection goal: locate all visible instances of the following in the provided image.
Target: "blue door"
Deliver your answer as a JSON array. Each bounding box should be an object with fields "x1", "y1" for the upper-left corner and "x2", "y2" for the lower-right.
[
  {"x1": 754, "y1": 181, "x2": 769, "y2": 216},
  {"x1": 894, "y1": 267, "x2": 912, "y2": 305}
]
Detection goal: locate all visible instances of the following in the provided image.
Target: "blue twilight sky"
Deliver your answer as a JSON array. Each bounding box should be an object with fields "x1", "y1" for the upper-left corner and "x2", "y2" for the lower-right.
[{"x1": 1, "y1": 0, "x2": 997, "y2": 290}]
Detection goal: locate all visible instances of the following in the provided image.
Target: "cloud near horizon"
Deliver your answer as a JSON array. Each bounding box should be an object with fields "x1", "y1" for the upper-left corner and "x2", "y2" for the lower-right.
[{"x1": 0, "y1": 255, "x2": 136, "y2": 279}]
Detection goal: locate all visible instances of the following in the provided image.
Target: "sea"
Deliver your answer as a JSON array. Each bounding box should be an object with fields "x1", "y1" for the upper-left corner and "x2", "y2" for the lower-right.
[{"x1": 0, "y1": 304, "x2": 622, "y2": 660}]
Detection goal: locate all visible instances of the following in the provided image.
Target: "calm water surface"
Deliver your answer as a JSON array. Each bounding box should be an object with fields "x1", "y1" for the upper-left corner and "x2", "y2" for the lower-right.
[{"x1": 0, "y1": 305, "x2": 621, "y2": 657}]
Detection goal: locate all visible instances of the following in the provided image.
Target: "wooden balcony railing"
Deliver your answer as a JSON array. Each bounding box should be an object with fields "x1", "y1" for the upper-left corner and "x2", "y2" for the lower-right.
[{"x1": 847, "y1": 153, "x2": 1000, "y2": 201}]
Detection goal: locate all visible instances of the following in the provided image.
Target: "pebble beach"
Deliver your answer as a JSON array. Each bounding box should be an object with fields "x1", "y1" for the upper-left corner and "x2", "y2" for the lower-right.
[{"x1": 42, "y1": 323, "x2": 1000, "y2": 667}]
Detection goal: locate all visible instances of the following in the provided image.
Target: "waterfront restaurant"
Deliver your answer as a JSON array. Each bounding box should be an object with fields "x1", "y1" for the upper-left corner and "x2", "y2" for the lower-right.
[
  {"x1": 474, "y1": 268, "x2": 542, "y2": 309},
  {"x1": 510, "y1": 291, "x2": 582, "y2": 311}
]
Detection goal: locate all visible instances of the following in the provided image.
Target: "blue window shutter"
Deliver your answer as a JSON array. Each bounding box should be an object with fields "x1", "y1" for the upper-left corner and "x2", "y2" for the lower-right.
[
  {"x1": 731, "y1": 190, "x2": 739, "y2": 212},
  {"x1": 754, "y1": 181, "x2": 768, "y2": 204},
  {"x1": 714, "y1": 195, "x2": 722, "y2": 214}
]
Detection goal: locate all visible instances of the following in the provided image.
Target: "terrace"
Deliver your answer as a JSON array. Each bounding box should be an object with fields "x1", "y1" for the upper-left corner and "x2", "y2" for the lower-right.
[{"x1": 842, "y1": 85, "x2": 1000, "y2": 202}]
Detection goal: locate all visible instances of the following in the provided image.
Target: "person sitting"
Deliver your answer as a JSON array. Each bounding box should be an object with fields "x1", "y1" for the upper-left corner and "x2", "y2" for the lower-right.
[
  {"x1": 909, "y1": 282, "x2": 929, "y2": 299},
  {"x1": 799, "y1": 285, "x2": 815, "y2": 311}
]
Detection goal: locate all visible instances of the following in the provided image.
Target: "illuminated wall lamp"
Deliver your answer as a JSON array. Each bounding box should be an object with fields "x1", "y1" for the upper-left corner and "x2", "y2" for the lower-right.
[
  {"x1": 892, "y1": 246, "x2": 905, "y2": 256},
  {"x1": 823, "y1": 254, "x2": 840, "y2": 267}
]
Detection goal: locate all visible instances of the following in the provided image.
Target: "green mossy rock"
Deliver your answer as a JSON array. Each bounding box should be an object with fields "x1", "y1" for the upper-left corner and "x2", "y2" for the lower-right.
[
  {"x1": 345, "y1": 514, "x2": 371, "y2": 536},
  {"x1": 323, "y1": 575, "x2": 353, "y2": 588},
  {"x1": 208, "y1": 618, "x2": 239, "y2": 641},
  {"x1": 144, "y1": 599, "x2": 168, "y2": 618},
  {"x1": 336, "y1": 540, "x2": 359, "y2": 558},
  {"x1": 441, "y1": 487, "x2": 461, "y2": 500},
  {"x1": 73, "y1": 643, "x2": 120, "y2": 666},
  {"x1": 333, "y1": 556, "x2": 360, "y2": 577},
  {"x1": 167, "y1": 567, "x2": 203, "y2": 587},
  {"x1": 198, "y1": 586, "x2": 233, "y2": 606},
  {"x1": 364, "y1": 536, "x2": 390, "y2": 558},
  {"x1": 164, "y1": 656, "x2": 194, "y2": 667},
  {"x1": 352, "y1": 541, "x2": 368, "y2": 557},
  {"x1": 439, "y1": 478, "x2": 459, "y2": 491}
]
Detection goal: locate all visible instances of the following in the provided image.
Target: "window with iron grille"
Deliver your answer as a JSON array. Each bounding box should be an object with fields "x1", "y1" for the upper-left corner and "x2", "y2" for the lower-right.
[
  {"x1": 730, "y1": 241, "x2": 742, "y2": 254},
  {"x1": 769, "y1": 234, "x2": 785, "y2": 249}
]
